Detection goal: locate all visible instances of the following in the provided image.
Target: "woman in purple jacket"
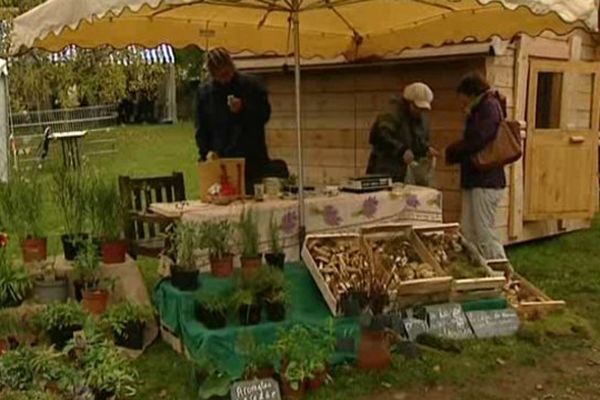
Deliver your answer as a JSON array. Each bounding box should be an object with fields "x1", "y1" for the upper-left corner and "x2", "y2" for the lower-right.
[{"x1": 446, "y1": 72, "x2": 507, "y2": 260}]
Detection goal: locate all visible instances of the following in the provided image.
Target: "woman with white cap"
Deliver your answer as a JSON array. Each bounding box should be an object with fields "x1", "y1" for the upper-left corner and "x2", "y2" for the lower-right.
[{"x1": 366, "y1": 82, "x2": 438, "y2": 185}]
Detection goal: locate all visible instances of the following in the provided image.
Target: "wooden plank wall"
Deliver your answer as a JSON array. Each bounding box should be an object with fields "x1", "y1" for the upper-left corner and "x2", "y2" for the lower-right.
[{"x1": 263, "y1": 58, "x2": 486, "y2": 222}]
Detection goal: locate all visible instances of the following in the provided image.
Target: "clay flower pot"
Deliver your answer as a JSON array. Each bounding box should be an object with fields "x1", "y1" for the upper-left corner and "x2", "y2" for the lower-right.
[
  {"x1": 209, "y1": 254, "x2": 234, "y2": 278},
  {"x1": 306, "y1": 370, "x2": 328, "y2": 391},
  {"x1": 101, "y1": 240, "x2": 128, "y2": 264},
  {"x1": 281, "y1": 379, "x2": 306, "y2": 399},
  {"x1": 357, "y1": 328, "x2": 391, "y2": 371},
  {"x1": 21, "y1": 237, "x2": 48, "y2": 263},
  {"x1": 82, "y1": 290, "x2": 109, "y2": 315},
  {"x1": 240, "y1": 255, "x2": 262, "y2": 280}
]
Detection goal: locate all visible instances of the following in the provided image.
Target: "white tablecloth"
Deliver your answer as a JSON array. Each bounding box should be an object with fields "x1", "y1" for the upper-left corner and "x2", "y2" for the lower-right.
[{"x1": 151, "y1": 186, "x2": 442, "y2": 266}]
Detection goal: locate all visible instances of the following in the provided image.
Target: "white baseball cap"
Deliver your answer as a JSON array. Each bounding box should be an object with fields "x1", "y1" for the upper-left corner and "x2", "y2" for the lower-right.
[{"x1": 403, "y1": 82, "x2": 434, "y2": 110}]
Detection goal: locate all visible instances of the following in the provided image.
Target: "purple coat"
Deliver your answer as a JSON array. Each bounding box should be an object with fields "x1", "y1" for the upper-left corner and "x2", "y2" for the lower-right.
[{"x1": 446, "y1": 92, "x2": 507, "y2": 189}]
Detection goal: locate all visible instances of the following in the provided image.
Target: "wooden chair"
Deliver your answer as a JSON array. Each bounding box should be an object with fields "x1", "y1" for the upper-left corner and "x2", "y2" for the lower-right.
[{"x1": 118, "y1": 172, "x2": 186, "y2": 258}]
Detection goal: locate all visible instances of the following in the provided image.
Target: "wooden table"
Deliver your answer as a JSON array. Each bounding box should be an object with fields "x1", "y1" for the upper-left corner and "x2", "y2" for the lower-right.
[
  {"x1": 50, "y1": 130, "x2": 87, "y2": 169},
  {"x1": 150, "y1": 185, "x2": 443, "y2": 267}
]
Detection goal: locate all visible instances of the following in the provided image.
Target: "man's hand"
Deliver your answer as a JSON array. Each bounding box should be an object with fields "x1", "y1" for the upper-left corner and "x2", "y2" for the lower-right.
[
  {"x1": 403, "y1": 149, "x2": 415, "y2": 165},
  {"x1": 228, "y1": 96, "x2": 243, "y2": 114},
  {"x1": 428, "y1": 146, "x2": 440, "y2": 157},
  {"x1": 206, "y1": 151, "x2": 219, "y2": 161}
]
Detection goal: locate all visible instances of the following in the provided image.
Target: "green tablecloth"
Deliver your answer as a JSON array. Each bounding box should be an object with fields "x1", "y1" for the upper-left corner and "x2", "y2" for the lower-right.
[{"x1": 152, "y1": 264, "x2": 361, "y2": 378}]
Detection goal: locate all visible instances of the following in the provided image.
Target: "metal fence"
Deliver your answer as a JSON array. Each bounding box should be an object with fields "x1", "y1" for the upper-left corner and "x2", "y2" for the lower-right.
[{"x1": 10, "y1": 104, "x2": 119, "y2": 167}]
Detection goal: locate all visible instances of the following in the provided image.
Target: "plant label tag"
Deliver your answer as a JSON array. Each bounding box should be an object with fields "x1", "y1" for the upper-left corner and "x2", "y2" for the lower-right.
[{"x1": 231, "y1": 378, "x2": 281, "y2": 400}]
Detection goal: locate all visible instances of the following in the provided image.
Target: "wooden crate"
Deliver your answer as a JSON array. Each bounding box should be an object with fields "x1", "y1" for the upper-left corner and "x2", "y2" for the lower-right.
[
  {"x1": 488, "y1": 260, "x2": 566, "y2": 320},
  {"x1": 360, "y1": 223, "x2": 453, "y2": 308},
  {"x1": 160, "y1": 322, "x2": 184, "y2": 355},
  {"x1": 413, "y1": 223, "x2": 506, "y2": 302},
  {"x1": 301, "y1": 233, "x2": 365, "y2": 316}
]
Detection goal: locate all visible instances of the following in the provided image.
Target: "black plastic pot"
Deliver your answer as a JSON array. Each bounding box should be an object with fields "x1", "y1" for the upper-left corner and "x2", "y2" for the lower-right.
[
  {"x1": 265, "y1": 253, "x2": 285, "y2": 270},
  {"x1": 94, "y1": 389, "x2": 116, "y2": 400},
  {"x1": 170, "y1": 266, "x2": 199, "y2": 292},
  {"x1": 265, "y1": 301, "x2": 286, "y2": 322},
  {"x1": 239, "y1": 304, "x2": 262, "y2": 326},
  {"x1": 73, "y1": 280, "x2": 91, "y2": 302},
  {"x1": 61, "y1": 234, "x2": 88, "y2": 261},
  {"x1": 47, "y1": 324, "x2": 82, "y2": 349},
  {"x1": 113, "y1": 321, "x2": 145, "y2": 350},
  {"x1": 340, "y1": 292, "x2": 362, "y2": 317},
  {"x1": 196, "y1": 305, "x2": 227, "y2": 330},
  {"x1": 0, "y1": 297, "x2": 23, "y2": 309}
]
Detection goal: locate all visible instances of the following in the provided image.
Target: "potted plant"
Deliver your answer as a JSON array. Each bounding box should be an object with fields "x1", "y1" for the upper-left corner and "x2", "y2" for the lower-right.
[
  {"x1": 90, "y1": 177, "x2": 128, "y2": 264},
  {"x1": 73, "y1": 239, "x2": 113, "y2": 314},
  {"x1": 264, "y1": 289, "x2": 287, "y2": 322},
  {"x1": 265, "y1": 213, "x2": 285, "y2": 270},
  {"x1": 237, "y1": 332, "x2": 276, "y2": 379},
  {"x1": 238, "y1": 207, "x2": 262, "y2": 279},
  {"x1": 0, "y1": 248, "x2": 32, "y2": 308},
  {"x1": 198, "y1": 220, "x2": 234, "y2": 278},
  {"x1": 34, "y1": 300, "x2": 86, "y2": 349},
  {"x1": 281, "y1": 360, "x2": 307, "y2": 399},
  {"x1": 51, "y1": 167, "x2": 89, "y2": 261},
  {"x1": 103, "y1": 301, "x2": 153, "y2": 350},
  {"x1": 170, "y1": 222, "x2": 200, "y2": 291},
  {"x1": 195, "y1": 292, "x2": 228, "y2": 330},
  {"x1": 32, "y1": 260, "x2": 69, "y2": 305},
  {"x1": 0, "y1": 174, "x2": 46, "y2": 263},
  {"x1": 233, "y1": 287, "x2": 261, "y2": 326},
  {"x1": 0, "y1": 314, "x2": 19, "y2": 355},
  {"x1": 305, "y1": 323, "x2": 335, "y2": 391}
]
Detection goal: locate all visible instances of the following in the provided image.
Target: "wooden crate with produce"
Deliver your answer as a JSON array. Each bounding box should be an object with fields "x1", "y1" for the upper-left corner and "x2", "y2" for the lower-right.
[
  {"x1": 360, "y1": 224, "x2": 452, "y2": 309},
  {"x1": 414, "y1": 223, "x2": 506, "y2": 302}
]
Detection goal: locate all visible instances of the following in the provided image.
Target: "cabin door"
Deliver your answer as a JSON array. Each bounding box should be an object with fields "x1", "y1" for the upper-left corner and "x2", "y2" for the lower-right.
[{"x1": 524, "y1": 60, "x2": 600, "y2": 221}]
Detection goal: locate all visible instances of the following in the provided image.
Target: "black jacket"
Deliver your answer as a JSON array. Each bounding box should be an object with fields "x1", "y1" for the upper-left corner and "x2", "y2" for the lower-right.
[{"x1": 195, "y1": 73, "x2": 271, "y2": 168}]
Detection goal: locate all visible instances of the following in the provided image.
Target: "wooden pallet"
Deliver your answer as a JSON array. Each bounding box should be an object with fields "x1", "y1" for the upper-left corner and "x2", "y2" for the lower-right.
[
  {"x1": 360, "y1": 223, "x2": 453, "y2": 308},
  {"x1": 413, "y1": 223, "x2": 506, "y2": 302}
]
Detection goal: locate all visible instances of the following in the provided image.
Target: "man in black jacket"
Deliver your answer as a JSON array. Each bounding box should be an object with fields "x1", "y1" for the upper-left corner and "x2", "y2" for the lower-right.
[{"x1": 195, "y1": 48, "x2": 272, "y2": 194}]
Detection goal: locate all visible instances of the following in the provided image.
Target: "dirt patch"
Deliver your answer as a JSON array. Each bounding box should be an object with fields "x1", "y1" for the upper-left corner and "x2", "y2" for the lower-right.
[{"x1": 362, "y1": 350, "x2": 600, "y2": 400}]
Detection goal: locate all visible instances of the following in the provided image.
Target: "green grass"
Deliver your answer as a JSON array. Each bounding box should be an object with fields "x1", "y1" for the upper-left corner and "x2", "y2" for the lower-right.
[{"x1": 11, "y1": 123, "x2": 600, "y2": 399}]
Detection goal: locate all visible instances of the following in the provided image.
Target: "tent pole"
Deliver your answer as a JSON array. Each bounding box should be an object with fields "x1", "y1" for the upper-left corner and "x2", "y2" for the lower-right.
[{"x1": 292, "y1": 4, "x2": 306, "y2": 247}]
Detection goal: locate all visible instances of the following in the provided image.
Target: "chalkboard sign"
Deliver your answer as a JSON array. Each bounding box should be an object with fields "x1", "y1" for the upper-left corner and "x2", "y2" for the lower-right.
[
  {"x1": 231, "y1": 378, "x2": 281, "y2": 400},
  {"x1": 402, "y1": 318, "x2": 429, "y2": 341},
  {"x1": 466, "y1": 309, "x2": 520, "y2": 339},
  {"x1": 426, "y1": 303, "x2": 474, "y2": 340}
]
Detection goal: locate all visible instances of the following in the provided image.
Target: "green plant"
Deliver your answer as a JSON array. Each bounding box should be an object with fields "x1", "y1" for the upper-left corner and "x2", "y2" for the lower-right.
[
  {"x1": 0, "y1": 250, "x2": 32, "y2": 307},
  {"x1": 0, "y1": 390, "x2": 62, "y2": 400},
  {"x1": 193, "y1": 358, "x2": 231, "y2": 400},
  {"x1": 198, "y1": 220, "x2": 233, "y2": 259},
  {"x1": 174, "y1": 222, "x2": 200, "y2": 271},
  {"x1": 268, "y1": 212, "x2": 282, "y2": 254},
  {"x1": 73, "y1": 239, "x2": 101, "y2": 288},
  {"x1": 34, "y1": 300, "x2": 86, "y2": 331},
  {"x1": 283, "y1": 360, "x2": 307, "y2": 391},
  {"x1": 238, "y1": 207, "x2": 260, "y2": 258},
  {"x1": 51, "y1": 167, "x2": 88, "y2": 235},
  {"x1": 102, "y1": 301, "x2": 153, "y2": 338},
  {"x1": 233, "y1": 288, "x2": 257, "y2": 308},
  {"x1": 255, "y1": 266, "x2": 286, "y2": 296},
  {"x1": 0, "y1": 313, "x2": 20, "y2": 339},
  {"x1": 88, "y1": 174, "x2": 125, "y2": 240},
  {"x1": 0, "y1": 173, "x2": 44, "y2": 241},
  {"x1": 237, "y1": 332, "x2": 275, "y2": 375},
  {"x1": 196, "y1": 292, "x2": 228, "y2": 314}
]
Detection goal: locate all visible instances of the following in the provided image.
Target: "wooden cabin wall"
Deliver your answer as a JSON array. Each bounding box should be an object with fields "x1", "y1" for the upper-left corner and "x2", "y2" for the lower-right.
[
  {"x1": 263, "y1": 58, "x2": 486, "y2": 223},
  {"x1": 484, "y1": 31, "x2": 598, "y2": 244}
]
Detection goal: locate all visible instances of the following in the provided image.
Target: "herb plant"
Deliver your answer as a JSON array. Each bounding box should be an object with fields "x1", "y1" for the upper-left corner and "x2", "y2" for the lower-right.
[
  {"x1": 0, "y1": 172, "x2": 44, "y2": 241},
  {"x1": 51, "y1": 167, "x2": 88, "y2": 235},
  {"x1": 34, "y1": 300, "x2": 86, "y2": 331},
  {"x1": 102, "y1": 301, "x2": 153, "y2": 338},
  {"x1": 73, "y1": 239, "x2": 101, "y2": 288},
  {"x1": 174, "y1": 222, "x2": 200, "y2": 271},
  {"x1": 88, "y1": 174, "x2": 125, "y2": 240},
  {"x1": 0, "y1": 250, "x2": 32, "y2": 307},
  {"x1": 238, "y1": 207, "x2": 260, "y2": 258},
  {"x1": 268, "y1": 212, "x2": 282, "y2": 254},
  {"x1": 198, "y1": 220, "x2": 233, "y2": 260}
]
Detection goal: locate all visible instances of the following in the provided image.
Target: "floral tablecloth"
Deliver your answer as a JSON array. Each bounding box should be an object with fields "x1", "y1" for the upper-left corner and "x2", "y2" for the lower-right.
[{"x1": 151, "y1": 186, "x2": 442, "y2": 266}]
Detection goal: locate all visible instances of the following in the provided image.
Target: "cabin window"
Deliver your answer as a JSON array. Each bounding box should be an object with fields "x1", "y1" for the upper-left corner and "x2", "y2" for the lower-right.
[
  {"x1": 534, "y1": 72, "x2": 562, "y2": 129},
  {"x1": 563, "y1": 72, "x2": 594, "y2": 131}
]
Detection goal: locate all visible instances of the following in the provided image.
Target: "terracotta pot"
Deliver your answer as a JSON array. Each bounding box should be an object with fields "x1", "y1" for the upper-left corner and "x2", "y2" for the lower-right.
[
  {"x1": 82, "y1": 290, "x2": 109, "y2": 315},
  {"x1": 306, "y1": 369, "x2": 328, "y2": 391},
  {"x1": 21, "y1": 237, "x2": 47, "y2": 263},
  {"x1": 209, "y1": 254, "x2": 234, "y2": 278},
  {"x1": 265, "y1": 253, "x2": 285, "y2": 270},
  {"x1": 101, "y1": 240, "x2": 128, "y2": 264},
  {"x1": 281, "y1": 379, "x2": 305, "y2": 399},
  {"x1": 241, "y1": 255, "x2": 262, "y2": 280},
  {"x1": 357, "y1": 329, "x2": 391, "y2": 371}
]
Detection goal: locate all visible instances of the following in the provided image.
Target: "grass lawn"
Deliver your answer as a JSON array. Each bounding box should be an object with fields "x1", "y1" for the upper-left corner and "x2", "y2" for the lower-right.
[{"x1": 22, "y1": 123, "x2": 600, "y2": 399}]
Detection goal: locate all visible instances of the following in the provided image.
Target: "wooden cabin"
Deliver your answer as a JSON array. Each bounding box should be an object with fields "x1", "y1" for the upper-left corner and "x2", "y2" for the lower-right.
[{"x1": 236, "y1": 31, "x2": 600, "y2": 245}]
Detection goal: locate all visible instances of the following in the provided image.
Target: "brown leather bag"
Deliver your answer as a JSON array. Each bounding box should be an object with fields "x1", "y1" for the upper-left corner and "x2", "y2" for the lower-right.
[{"x1": 471, "y1": 119, "x2": 522, "y2": 171}]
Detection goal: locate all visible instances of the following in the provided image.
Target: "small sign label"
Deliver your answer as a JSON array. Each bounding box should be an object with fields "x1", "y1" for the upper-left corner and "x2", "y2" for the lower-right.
[
  {"x1": 426, "y1": 303, "x2": 474, "y2": 340},
  {"x1": 230, "y1": 378, "x2": 281, "y2": 400},
  {"x1": 466, "y1": 309, "x2": 520, "y2": 339}
]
